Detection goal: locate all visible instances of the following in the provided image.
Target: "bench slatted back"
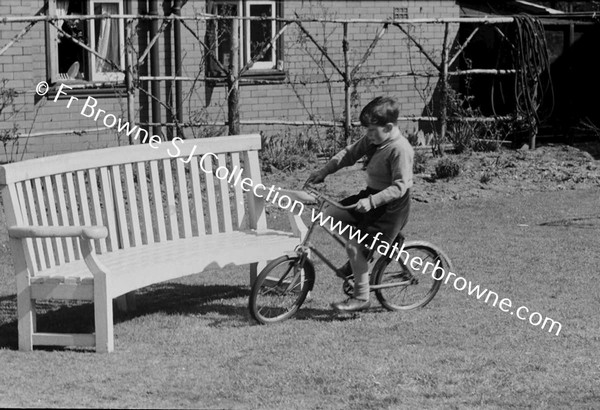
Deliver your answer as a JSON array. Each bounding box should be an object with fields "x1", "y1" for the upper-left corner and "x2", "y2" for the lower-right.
[{"x1": 0, "y1": 135, "x2": 266, "y2": 275}]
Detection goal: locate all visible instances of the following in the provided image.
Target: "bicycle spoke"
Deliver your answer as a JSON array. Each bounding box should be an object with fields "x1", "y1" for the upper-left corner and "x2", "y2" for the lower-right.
[
  {"x1": 249, "y1": 256, "x2": 314, "y2": 324},
  {"x1": 374, "y1": 244, "x2": 445, "y2": 311}
]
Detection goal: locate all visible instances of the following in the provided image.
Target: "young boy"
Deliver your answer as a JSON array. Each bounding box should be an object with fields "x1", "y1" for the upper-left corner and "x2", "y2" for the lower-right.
[{"x1": 306, "y1": 96, "x2": 414, "y2": 313}]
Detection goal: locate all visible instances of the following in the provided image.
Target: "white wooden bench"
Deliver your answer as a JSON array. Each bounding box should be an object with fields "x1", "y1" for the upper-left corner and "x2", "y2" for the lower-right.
[{"x1": 0, "y1": 134, "x2": 306, "y2": 352}]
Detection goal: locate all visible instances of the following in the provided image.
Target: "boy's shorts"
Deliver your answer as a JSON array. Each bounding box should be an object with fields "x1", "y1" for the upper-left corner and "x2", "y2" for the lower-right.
[{"x1": 340, "y1": 187, "x2": 411, "y2": 247}]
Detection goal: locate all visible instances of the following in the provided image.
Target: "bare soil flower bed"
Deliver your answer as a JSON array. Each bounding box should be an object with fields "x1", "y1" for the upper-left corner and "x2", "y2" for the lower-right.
[{"x1": 263, "y1": 142, "x2": 600, "y2": 206}]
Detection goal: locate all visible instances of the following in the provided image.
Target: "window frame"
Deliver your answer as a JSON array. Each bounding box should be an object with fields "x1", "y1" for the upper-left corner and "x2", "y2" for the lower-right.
[
  {"x1": 88, "y1": 0, "x2": 125, "y2": 82},
  {"x1": 244, "y1": 0, "x2": 277, "y2": 70},
  {"x1": 46, "y1": 0, "x2": 126, "y2": 86},
  {"x1": 207, "y1": 0, "x2": 284, "y2": 79}
]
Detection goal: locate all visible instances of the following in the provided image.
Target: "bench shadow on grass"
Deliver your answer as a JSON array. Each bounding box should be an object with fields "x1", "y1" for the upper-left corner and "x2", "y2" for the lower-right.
[{"x1": 0, "y1": 283, "x2": 337, "y2": 350}]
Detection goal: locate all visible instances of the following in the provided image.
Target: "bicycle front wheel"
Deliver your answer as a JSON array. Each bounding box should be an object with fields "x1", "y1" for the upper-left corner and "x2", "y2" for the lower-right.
[
  {"x1": 249, "y1": 255, "x2": 315, "y2": 324},
  {"x1": 373, "y1": 241, "x2": 452, "y2": 311}
]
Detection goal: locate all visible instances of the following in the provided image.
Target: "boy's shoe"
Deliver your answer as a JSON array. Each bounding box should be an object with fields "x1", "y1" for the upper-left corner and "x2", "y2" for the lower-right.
[
  {"x1": 331, "y1": 297, "x2": 370, "y2": 313},
  {"x1": 335, "y1": 262, "x2": 353, "y2": 280}
]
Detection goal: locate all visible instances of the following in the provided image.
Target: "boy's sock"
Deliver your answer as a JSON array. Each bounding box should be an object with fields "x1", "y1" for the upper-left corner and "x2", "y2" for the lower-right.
[
  {"x1": 347, "y1": 239, "x2": 369, "y2": 300},
  {"x1": 353, "y1": 270, "x2": 370, "y2": 301}
]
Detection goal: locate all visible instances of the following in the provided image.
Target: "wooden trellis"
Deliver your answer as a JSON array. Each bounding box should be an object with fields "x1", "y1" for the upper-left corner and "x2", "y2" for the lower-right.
[{"x1": 1, "y1": 13, "x2": 539, "y2": 153}]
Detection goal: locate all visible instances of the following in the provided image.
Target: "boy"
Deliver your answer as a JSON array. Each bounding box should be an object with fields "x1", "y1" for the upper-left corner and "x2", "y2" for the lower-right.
[{"x1": 306, "y1": 96, "x2": 414, "y2": 313}]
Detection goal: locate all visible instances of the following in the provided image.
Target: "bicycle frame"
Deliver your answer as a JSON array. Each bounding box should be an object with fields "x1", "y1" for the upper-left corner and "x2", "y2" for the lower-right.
[
  {"x1": 294, "y1": 193, "x2": 369, "y2": 278},
  {"x1": 293, "y1": 187, "x2": 419, "y2": 291}
]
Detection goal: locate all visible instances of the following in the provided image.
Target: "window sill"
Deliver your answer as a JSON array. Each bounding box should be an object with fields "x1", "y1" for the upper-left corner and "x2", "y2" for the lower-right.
[
  {"x1": 47, "y1": 81, "x2": 127, "y2": 99},
  {"x1": 207, "y1": 69, "x2": 287, "y2": 86}
]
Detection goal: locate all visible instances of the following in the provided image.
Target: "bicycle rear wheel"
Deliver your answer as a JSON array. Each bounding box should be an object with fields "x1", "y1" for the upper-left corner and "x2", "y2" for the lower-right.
[
  {"x1": 372, "y1": 241, "x2": 452, "y2": 311},
  {"x1": 249, "y1": 255, "x2": 315, "y2": 324}
]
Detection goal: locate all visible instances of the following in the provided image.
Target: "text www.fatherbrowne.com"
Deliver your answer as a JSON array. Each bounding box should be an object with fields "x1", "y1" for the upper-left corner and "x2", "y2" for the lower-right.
[
  {"x1": 40, "y1": 82, "x2": 561, "y2": 336},
  {"x1": 311, "y1": 210, "x2": 562, "y2": 336}
]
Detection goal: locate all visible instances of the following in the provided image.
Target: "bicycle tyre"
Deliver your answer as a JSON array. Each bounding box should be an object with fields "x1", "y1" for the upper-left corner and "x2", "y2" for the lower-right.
[
  {"x1": 249, "y1": 255, "x2": 315, "y2": 324},
  {"x1": 373, "y1": 241, "x2": 452, "y2": 311}
]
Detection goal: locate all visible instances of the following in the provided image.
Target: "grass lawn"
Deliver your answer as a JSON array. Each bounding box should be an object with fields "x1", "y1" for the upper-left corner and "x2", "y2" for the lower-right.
[{"x1": 0, "y1": 187, "x2": 599, "y2": 408}]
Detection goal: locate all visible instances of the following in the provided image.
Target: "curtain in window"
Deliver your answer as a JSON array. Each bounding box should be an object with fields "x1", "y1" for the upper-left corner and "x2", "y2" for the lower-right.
[
  {"x1": 55, "y1": 0, "x2": 70, "y2": 41},
  {"x1": 95, "y1": 3, "x2": 119, "y2": 72}
]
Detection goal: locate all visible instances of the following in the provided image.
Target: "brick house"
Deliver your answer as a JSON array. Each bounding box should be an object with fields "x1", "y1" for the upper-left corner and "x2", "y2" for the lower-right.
[{"x1": 0, "y1": 1, "x2": 461, "y2": 162}]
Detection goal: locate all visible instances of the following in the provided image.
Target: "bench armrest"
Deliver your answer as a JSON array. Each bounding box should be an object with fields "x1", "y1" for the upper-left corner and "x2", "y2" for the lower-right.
[{"x1": 8, "y1": 225, "x2": 108, "y2": 240}]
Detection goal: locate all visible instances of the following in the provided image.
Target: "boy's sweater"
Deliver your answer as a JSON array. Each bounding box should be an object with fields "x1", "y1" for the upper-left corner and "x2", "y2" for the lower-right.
[{"x1": 322, "y1": 132, "x2": 414, "y2": 207}]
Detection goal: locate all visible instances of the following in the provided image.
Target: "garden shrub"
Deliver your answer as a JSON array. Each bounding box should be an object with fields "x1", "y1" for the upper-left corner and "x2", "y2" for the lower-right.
[
  {"x1": 445, "y1": 87, "x2": 514, "y2": 154},
  {"x1": 434, "y1": 157, "x2": 461, "y2": 179},
  {"x1": 324, "y1": 124, "x2": 363, "y2": 156},
  {"x1": 260, "y1": 131, "x2": 318, "y2": 172},
  {"x1": 473, "y1": 138, "x2": 501, "y2": 152},
  {"x1": 413, "y1": 151, "x2": 428, "y2": 174},
  {"x1": 448, "y1": 121, "x2": 477, "y2": 154},
  {"x1": 480, "y1": 171, "x2": 493, "y2": 184}
]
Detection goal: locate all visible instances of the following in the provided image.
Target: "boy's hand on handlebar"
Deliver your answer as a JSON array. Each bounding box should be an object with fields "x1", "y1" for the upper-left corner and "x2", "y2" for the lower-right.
[
  {"x1": 306, "y1": 170, "x2": 326, "y2": 185},
  {"x1": 355, "y1": 198, "x2": 374, "y2": 213}
]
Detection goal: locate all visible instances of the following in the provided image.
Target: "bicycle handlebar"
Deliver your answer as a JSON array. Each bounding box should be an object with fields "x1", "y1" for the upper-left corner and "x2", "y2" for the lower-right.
[
  {"x1": 302, "y1": 185, "x2": 357, "y2": 210},
  {"x1": 276, "y1": 186, "x2": 357, "y2": 210}
]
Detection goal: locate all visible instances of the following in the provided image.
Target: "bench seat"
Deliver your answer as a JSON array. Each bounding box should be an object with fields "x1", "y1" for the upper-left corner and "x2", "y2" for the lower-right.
[{"x1": 29, "y1": 229, "x2": 299, "y2": 300}]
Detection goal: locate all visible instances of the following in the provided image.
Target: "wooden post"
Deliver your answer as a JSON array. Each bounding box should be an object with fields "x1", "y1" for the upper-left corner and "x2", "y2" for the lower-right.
[
  {"x1": 125, "y1": 19, "x2": 135, "y2": 145},
  {"x1": 343, "y1": 22, "x2": 351, "y2": 146},
  {"x1": 529, "y1": 122, "x2": 537, "y2": 150},
  {"x1": 228, "y1": 17, "x2": 240, "y2": 136},
  {"x1": 438, "y1": 22, "x2": 450, "y2": 157}
]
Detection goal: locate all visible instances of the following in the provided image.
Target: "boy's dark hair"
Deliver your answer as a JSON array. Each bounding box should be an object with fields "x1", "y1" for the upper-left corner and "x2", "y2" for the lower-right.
[{"x1": 359, "y1": 96, "x2": 400, "y2": 127}]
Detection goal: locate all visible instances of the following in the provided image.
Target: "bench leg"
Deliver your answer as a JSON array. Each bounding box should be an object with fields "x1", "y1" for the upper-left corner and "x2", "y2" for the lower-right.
[
  {"x1": 16, "y1": 286, "x2": 34, "y2": 351},
  {"x1": 94, "y1": 276, "x2": 114, "y2": 353},
  {"x1": 249, "y1": 261, "x2": 266, "y2": 286}
]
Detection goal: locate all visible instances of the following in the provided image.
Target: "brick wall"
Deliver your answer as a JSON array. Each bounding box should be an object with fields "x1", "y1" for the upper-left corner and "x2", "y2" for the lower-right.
[{"x1": 0, "y1": 0, "x2": 460, "y2": 162}]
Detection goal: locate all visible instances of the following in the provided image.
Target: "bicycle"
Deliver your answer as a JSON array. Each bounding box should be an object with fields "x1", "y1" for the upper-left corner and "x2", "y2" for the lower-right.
[{"x1": 248, "y1": 186, "x2": 454, "y2": 324}]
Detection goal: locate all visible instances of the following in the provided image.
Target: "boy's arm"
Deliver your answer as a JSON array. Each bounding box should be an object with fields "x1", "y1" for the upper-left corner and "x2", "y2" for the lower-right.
[
  {"x1": 370, "y1": 147, "x2": 413, "y2": 207},
  {"x1": 311, "y1": 136, "x2": 371, "y2": 181}
]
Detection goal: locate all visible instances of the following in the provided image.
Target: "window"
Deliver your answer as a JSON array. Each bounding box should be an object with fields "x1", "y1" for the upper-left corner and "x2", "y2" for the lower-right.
[
  {"x1": 393, "y1": 7, "x2": 409, "y2": 19},
  {"x1": 245, "y1": 1, "x2": 276, "y2": 70},
  {"x1": 47, "y1": 0, "x2": 125, "y2": 84},
  {"x1": 207, "y1": 0, "x2": 284, "y2": 76}
]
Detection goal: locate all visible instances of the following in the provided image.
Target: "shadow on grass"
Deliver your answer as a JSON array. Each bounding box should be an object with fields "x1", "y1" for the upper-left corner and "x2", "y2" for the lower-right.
[
  {"x1": 0, "y1": 283, "x2": 269, "y2": 350},
  {"x1": 539, "y1": 214, "x2": 600, "y2": 229},
  {"x1": 295, "y1": 308, "x2": 362, "y2": 322},
  {"x1": 294, "y1": 303, "x2": 389, "y2": 323},
  {"x1": 0, "y1": 294, "x2": 18, "y2": 349},
  {"x1": 125, "y1": 282, "x2": 251, "y2": 320},
  {"x1": 0, "y1": 283, "x2": 349, "y2": 350}
]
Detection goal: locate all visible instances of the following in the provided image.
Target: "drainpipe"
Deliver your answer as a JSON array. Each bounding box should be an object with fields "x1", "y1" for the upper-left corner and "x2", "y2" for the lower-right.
[
  {"x1": 173, "y1": 0, "x2": 184, "y2": 137},
  {"x1": 149, "y1": 0, "x2": 161, "y2": 137}
]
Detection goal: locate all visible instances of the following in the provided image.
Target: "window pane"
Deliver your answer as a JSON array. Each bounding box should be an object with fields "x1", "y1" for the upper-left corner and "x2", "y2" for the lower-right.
[
  {"x1": 249, "y1": 4, "x2": 273, "y2": 62},
  {"x1": 93, "y1": 3, "x2": 120, "y2": 73},
  {"x1": 216, "y1": 3, "x2": 238, "y2": 67},
  {"x1": 57, "y1": 1, "x2": 88, "y2": 80}
]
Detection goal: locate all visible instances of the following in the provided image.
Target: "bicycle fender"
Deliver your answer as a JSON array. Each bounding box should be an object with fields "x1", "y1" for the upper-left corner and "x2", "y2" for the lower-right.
[{"x1": 404, "y1": 240, "x2": 454, "y2": 273}]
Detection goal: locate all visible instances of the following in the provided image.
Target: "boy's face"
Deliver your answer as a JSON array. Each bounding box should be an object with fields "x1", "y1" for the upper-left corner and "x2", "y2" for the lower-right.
[{"x1": 366, "y1": 123, "x2": 393, "y2": 145}]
